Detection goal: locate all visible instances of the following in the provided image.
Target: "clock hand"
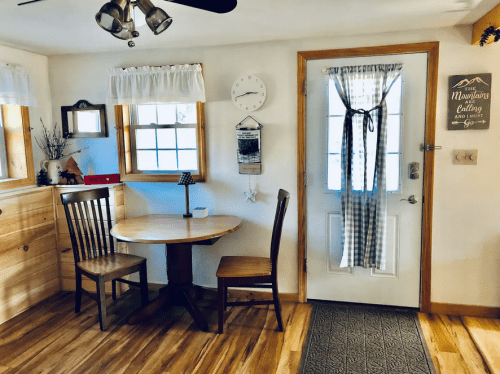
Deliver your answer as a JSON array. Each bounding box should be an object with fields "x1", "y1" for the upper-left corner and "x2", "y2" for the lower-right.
[{"x1": 235, "y1": 91, "x2": 258, "y2": 98}]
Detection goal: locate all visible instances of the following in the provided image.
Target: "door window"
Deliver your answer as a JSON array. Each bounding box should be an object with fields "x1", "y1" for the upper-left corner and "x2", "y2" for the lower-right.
[{"x1": 327, "y1": 76, "x2": 403, "y2": 192}]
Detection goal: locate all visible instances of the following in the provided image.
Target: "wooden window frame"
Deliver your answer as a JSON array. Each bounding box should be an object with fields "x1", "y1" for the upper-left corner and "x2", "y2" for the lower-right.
[
  {"x1": 115, "y1": 102, "x2": 207, "y2": 182},
  {"x1": 0, "y1": 105, "x2": 35, "y2": 191}
]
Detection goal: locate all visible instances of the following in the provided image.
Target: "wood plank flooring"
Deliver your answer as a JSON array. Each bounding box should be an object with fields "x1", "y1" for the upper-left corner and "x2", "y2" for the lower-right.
[
  {"x1": 1, "y1": 291, "x2": 499, "y2": 374},
  {"x1": 0, "y1": 291, "x2": 311, "y2": 374}
]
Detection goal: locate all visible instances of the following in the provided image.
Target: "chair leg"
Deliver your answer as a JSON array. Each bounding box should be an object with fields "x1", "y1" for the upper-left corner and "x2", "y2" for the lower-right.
[
  {"x1": 112, "y1": 280, "x2": 117, "y2": 300},
  {"x1": 272, "y1": 281, "x2": 283, "y2": 332},
  {"x1": 139, "y1": 262, "x2": 149, "y2": 307},
  {"x1": 218, "y1": 277, "x2": 225, "y2": 334},
  {"x1": 75, "y1": 272, "x2": 82, "y2": 314},
  {"x1": 96, "y1": 277, "x2": 108, "y2": 331}
]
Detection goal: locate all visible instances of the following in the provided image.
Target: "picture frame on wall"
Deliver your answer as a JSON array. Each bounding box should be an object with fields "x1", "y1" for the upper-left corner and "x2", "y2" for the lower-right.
[{"x1": 447, "y1": 73, "x2": 491, "y2": 130}]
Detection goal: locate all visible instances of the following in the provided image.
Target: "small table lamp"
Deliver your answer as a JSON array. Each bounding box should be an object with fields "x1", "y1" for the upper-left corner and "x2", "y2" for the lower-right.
[{"x1": 178, "y1": 172, "x2": 196, "y2": 218}]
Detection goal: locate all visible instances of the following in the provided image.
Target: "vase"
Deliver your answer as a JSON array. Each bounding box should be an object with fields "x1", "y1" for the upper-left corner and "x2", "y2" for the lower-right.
[{"x1": 40, "y1": 159, "x2": 62, "y2": 185}]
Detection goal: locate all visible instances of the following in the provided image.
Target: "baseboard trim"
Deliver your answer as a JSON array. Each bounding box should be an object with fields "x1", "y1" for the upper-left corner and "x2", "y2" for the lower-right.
[{"x1": 430, "y1": 302, "x2": 500, "y2": 318}]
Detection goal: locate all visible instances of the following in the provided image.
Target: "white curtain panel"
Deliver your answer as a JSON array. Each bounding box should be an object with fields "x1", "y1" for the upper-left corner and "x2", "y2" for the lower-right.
[
  {"x1": 0, "y1": 63, "x2": 37, "y2": 106},
  {"x1": 107, "y1": 64, "x2": 206, "y2": 105}
]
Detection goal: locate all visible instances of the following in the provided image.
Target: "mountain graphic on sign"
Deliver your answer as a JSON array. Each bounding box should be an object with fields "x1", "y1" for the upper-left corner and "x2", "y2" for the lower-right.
[{"x1": 452, "y1": 77, "x2": 489, "y2": 88}]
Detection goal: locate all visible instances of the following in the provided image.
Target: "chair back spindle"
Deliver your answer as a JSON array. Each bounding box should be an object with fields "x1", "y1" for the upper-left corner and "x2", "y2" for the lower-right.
[
  {"x1": 270, "y1": 189, "x2": 290, "y2": 272},
  {"x1": 61, "y1": 188, "x2": 115, "y2": 264}
]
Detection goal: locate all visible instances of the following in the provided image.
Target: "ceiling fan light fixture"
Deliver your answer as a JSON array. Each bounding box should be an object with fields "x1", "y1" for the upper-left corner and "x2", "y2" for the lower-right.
[
  {"x1": 136, "y1": 0, "x2": 172, "y2": 35},
  {"x1": 95, "y1": 0, "x2": 128, "y2": 33},
  {"x1": 146, "y1": 8, "x2": 172, "y2": 35},
  {"x1": 112, "y1": 3, "x2": 139, "y2": 40}
]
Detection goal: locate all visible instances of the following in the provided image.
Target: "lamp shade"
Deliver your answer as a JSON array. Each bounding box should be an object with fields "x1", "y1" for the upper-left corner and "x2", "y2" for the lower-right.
[
  {"x1": 146, "y1": 7, "x2": 172, "y2": 35},
  {"x1": 136, "y1": 0, "x2": 172, "y2": 35},
  {"x1": 96, "y1": 0, "x2": 128, "y2": 33},
  {"x1": 178, "y1": 172, "x2": 195, "y2": 185},
  {"x1": 112, "y1": 3, "x2": 138, "y2": 40}
]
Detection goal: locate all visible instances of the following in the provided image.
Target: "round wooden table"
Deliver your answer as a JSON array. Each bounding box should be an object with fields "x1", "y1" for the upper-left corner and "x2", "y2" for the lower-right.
[{"x1": 111, "y1": 214, "x2": 242, "y2": 331}]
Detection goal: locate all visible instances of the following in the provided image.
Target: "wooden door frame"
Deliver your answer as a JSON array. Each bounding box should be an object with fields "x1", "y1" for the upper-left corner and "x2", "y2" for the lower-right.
[{"x1": 297, "y1": 42, "x2": 439, "y2": 312}]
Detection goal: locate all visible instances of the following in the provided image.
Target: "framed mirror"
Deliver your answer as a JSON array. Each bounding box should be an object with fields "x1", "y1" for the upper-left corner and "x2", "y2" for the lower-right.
[{"x1": 61, "y1": 100, "x2": 108, "y2": 138}]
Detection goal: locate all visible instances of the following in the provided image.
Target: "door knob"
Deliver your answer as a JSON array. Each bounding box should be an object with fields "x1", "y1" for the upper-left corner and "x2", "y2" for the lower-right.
[{"x1": 400, "y1": 195, "x2": 418, "y2": 204}]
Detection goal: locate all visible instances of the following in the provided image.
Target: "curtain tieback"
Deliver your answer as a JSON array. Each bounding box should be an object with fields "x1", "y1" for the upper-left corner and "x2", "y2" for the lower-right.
[{"x1": 346, "y1": 105, "x2": 381, "y2": 132}]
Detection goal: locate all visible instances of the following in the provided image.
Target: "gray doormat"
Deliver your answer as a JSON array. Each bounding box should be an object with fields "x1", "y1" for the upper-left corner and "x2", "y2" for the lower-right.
[{"x1": 298, "y1": 303, "x2": 436, "y2": 374}]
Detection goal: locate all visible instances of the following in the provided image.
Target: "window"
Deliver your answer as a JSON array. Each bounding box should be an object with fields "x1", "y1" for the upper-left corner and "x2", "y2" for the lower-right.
[
  {"x1": 327, "y1": 76, "x2": 403, "y2": 192},
  {"x1": 0, "y1": 105, "x2": 36, "y2": 190},
  {"x1": 115, "y1": 101, "x2": 206, "y2": 182}
]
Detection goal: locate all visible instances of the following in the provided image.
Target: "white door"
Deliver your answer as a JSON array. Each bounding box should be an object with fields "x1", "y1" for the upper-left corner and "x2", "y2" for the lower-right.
[{"x1": 306, "y1": 53, "x2": 428, "y2": 308}]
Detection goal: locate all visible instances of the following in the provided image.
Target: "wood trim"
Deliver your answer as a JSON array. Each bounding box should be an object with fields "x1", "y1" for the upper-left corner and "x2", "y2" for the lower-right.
[
  {"x1": 297, "y1": 52, "x2": 307, "y2": 303},
  {"x1": 227, "y1": 288, "x2": 300, "y2": 302},
  {"x1": 297, "y1": 42, "x2": 439, "y2": 311},
  {"x1": 0, "y1": 105, "x2": 35, "y2": 191},
  {"x1": 430, "y1": 302, "x2": 500, "y2": 318},
  {"x1": 197, "y1": 101, "x2": 207, "y2": 182},
  {"x1": 421, "y1": 42, "x2": 440, "y2": 313},
  {"x1": 115, "y1": 105, "x2": 127, "y2": 180},
  {"x1": 472, "y1": 3, "x2": 500, "y2": 45},
  {"x1": 114, "y1": 103, "x2": 207, "y2": 183}
]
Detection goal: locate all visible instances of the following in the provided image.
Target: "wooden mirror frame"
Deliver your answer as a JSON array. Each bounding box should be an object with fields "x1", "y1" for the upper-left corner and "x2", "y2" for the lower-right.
[{"x1": 61, "y1": 100, "x2": 108, "y2": 138}]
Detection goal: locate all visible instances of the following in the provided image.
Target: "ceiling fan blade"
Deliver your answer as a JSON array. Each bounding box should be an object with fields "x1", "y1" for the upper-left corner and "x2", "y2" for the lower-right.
[
  {"x1": 165, "y1": 0, "x2": 237, "y2": 14},
  {"x1": 18, "y1": 0, "x2": 45, "y2": 5}
]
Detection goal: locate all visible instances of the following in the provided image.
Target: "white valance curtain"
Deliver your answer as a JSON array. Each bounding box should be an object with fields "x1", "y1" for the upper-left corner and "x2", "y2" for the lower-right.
[
  {"x1": 107, "y1": 63, "x2": 206, "y2": 105},
  {"x1": 0, "y1": 63, "x2": 37, "y2": 106},
  {"x1": 328, "y1": 63, "x2": 403, "y2": 270}
]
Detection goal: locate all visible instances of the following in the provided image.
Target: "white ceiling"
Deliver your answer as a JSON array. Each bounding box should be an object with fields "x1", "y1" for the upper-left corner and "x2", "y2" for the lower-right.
[{"x1": 0, "y1": 0, "x2": 498, "y2": 56}]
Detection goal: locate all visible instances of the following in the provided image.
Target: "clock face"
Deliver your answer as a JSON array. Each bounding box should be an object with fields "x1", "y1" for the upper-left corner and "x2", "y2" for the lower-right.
[{"x1": 231, "y1": 75, "x2": 266, "y2": 112}]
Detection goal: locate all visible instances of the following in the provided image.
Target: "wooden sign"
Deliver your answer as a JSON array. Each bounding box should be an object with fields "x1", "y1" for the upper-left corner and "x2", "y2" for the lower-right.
[{"x1": 448, "y1": 73, "x2": 491, "y2": 130}]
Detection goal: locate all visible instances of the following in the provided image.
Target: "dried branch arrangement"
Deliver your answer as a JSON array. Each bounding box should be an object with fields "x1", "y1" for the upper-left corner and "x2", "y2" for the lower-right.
[{"x1": 35, "y1": 118, "x2": 87, "y2": 160}]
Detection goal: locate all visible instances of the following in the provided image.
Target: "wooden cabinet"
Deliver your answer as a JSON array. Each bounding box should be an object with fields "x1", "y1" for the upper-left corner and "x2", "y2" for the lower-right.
[
  {"x1": 54, "y1": 184, "x2": 128, "y2": 295},
  {"x1": 0, "y1": 186, "x2": 59, "y2": 325}
]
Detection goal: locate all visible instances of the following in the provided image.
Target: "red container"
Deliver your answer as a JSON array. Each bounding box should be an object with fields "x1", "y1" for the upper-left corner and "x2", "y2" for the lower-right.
[{"x1": 84, "y1": 174, "x2": 120, "y2": 185}]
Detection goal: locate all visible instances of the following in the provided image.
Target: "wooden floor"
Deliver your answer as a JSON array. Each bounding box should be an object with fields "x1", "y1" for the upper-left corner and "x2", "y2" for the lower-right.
[{"x1": 0, "y1": 291, "x2": 499, "y2": 374}]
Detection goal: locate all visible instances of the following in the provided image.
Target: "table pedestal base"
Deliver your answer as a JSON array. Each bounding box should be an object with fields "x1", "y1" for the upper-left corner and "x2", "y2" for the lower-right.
[{"x1": 127, "y1": 243, "x2": 209, "y2": 331}]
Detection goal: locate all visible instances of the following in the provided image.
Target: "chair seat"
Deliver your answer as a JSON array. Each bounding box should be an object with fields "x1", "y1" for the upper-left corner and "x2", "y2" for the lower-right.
[
  {"x1": 216, "y1": 256, "x2": 272, "y2": 278},
  {"x1": 77, "y1": 253, "x2": 146, "y2": 276}
]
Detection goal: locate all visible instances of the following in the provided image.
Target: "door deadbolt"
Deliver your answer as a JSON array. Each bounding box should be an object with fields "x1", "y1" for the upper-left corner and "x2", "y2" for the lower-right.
[
  {"x1": 408, "y1": 162, "x2": 419, "y2": 180},
  {"x1": 400, "y1": 195, "x2": 418, "y2": 204}
]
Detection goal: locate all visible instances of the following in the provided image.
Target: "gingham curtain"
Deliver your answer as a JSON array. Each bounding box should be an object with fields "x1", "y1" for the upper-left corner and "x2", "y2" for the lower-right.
[{"x1": 328, "y1": 64, "x2": 403, "y2": 270}]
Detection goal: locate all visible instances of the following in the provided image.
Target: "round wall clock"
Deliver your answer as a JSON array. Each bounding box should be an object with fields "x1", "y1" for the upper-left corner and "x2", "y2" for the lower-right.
[{"x1": 231, "y1": 75, "x2": 267, "y2": 112}]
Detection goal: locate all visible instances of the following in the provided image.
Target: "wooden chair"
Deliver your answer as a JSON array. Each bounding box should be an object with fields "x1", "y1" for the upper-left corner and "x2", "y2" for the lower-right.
[
  {"x1": 216, "y1": 189, "x2": 290, "y2": 333},
  {"x1": 60, "y1": 187, "x2": 148, "y2": 331}
]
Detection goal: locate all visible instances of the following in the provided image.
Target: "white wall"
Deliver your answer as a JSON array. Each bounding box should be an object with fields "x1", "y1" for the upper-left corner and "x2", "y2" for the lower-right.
[
  {"x1": 47, "y1": 25, "x2": 500, "y2": 307},
  {"x1": 0, "y1": 45, "x2": 53, "y2": 169}
]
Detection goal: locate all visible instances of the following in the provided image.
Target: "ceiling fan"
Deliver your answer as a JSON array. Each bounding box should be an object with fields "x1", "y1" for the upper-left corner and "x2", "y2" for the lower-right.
[{"x1": 18, "y1": 0, "x2": 238, "y2": 47}]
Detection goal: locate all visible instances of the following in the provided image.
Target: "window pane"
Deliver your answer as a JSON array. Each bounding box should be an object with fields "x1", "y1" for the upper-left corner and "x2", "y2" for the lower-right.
[
  {"x1": 157, "y1": 104, "x2": 176, "y2": 124},
  {"x1": 158, "y1": 150, "x2": 177, "y2": 170},
  {"x1": 327, "y1": 154, "x2": 341, "y2": 191},
  {"x1": 386, "y1": 76, "x2": 402, "y2": 115},
  {"x1": 386, "y1": 115, "x2": 401, "y2": 153},
  {"x1": 157, "y1": 128, "x2": 176, "y2": 149},
  {"x1": 178, "y1": 150, "x2": 198, "y2": 170},
  {"x1": 386, "y1": 154, "x2": 400, "y2": 192},
  {"x1": 177, "y1": 128, "x2": 196, "y2": 149},
  {"x1": 137, "y1": 150, "x2": 158, "y2": 170},
  {"x1": 177, "y1": 103, "x2": 196, "y2": 124},
  {"x1": 328, "y1": 82, "x2": 345, "y2": 116},
  {"x1": 136, "y1": 129, "x2": 156, "y2": 149},
  {"x1": 137, "y1": 105, "x2": 157, "y2": 125},
  {"x1": 328, "y1": 117, "x2": 343, "y2": 154}
]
